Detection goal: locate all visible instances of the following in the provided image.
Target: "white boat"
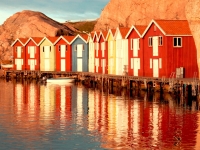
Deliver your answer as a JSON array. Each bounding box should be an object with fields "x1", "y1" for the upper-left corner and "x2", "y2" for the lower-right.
[
  {"x1": 1, "y1": 64, "x2": 13, "y2": 69},
  {"x1": 46, "y1": 77, "x2": 75, "y2": 83}
]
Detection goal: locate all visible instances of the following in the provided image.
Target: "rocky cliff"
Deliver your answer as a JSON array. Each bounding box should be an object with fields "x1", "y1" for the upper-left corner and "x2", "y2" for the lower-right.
[
  {"x1": 94, "y1": 0, "x2": 188, "y2": 30},
  {"x1": 0, "y1": 10, "x2": 77, "y2": 61},
  {"x1": 185, "y1": 0, "x2": 200, "y2": 77}
]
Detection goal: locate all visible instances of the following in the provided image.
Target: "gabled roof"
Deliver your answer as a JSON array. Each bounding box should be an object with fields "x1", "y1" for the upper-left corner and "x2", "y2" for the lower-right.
[
  {"x1": 63, "y1": 36, "x2": 76, "y2": 44},
  {"x1": 54, "y1": 36, "x2": 71, "y2": 45},
  {"x1": 114, "y1": 27, "x2": 130, "y2": 39},
  {"x1": 70, "y1": 34, "x2": 88, "y2": 44},
  {"x1": 142, "y1": 19, "x2": 192, "y2": 37},
  {"x1": 11, "y1": 38, "x2": 28, "y2": 47},
  {"x1": 125, "y1": 25, "x2": 147, "y2": 38},
  {"x1": 25, "y1": 37, "x2": 43, "y2": 46},
  {"x1": 105, "y1": 28, "x2": 116, "y2": 40},
  {"x1": 93, "y1": 31, "x2": 100, "y2": 41},
  {"x1": 79, "y1": 34, "x2": 89, "y2": 43},
  {"x1": 99, "y1": 30, "x2": 108, "y2": 41},
  {"x1": 38, "y1": 36, "x2": 59, "y2": 45}
]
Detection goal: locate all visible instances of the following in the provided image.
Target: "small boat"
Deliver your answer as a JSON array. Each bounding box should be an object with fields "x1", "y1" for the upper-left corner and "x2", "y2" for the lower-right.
[
  {"x1": 46, "y1": 77, "x2": 75, "y2": 83},
  {"x1": 1, "y1": 64, "x2": 13, "y2": 69}
]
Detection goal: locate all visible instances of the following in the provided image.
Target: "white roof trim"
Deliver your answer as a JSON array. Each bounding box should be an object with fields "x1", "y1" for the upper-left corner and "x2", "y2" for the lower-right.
[
  {"x1": 11, "y1": 38, "x2": 25, "y2": 47},
  {"x1": 141, "y1": 19, "x2": 166, "y2": 37},
  {"x1": 125, "y1": 25, "x2": 143, "y2": 38},
  {"x1": 54, "y1": 36, "x2": 70, "y2": 45}
]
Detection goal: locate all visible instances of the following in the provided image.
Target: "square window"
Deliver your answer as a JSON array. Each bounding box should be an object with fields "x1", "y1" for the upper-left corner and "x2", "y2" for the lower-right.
[{"x1": 173, "y1": 37, "x2": 182, "y2": 47}]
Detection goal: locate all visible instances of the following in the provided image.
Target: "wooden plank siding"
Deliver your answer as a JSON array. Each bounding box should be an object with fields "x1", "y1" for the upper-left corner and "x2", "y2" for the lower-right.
[
  {"x1": 54, "y1": 36, "x2": 74, "y2": 72},
  {"x1": 126, "y1": 25, "x2": 146, "y2": 77},
  {"x1": 142, "y1": 20, "x2": 198, "y2": 78},
  {"x1": 25, "y1": 37, "x2": 43, "y2": 71},
  {"x1": 71, "y1": 34, "x2": 89, "y2": 72},
  {"x1": 106, "y1": 29, "x2": 116, "y2": 75},
  {"x1": 99, "y1": 30, "x2": 108, "y2": 74},
  {"x1": 39, "y1": 37, "x2": 58, "y2": 71},
  {"x1": 88, "y1": 32, "x2": 95, "y2": 73},
  {"x1": 11, "y1": 38, "x2": 27, "y2": 70}
]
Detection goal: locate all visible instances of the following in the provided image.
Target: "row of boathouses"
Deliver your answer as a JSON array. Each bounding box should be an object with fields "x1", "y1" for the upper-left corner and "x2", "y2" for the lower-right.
[{"x1": 11, "y1": 19, "x2": 198, "y2": 79}]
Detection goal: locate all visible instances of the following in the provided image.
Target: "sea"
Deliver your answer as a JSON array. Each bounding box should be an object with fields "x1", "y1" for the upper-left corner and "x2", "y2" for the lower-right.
[{"x1": 0, "y1": 79, "x2": 200, "y2": 150}]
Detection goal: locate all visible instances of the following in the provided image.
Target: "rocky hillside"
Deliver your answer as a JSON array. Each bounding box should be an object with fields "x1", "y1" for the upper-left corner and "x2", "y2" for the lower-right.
[
  {"x1": 94, "y1": 0, "x2": 188, "y2": 30},
  {"x1": 0, "y1": 10, "x2": 78, "y2": 61}
]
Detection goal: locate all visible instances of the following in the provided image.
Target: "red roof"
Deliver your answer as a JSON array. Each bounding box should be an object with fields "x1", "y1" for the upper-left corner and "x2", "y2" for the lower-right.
[
  {"x1": 111, "y1": 29, "x2": 116, "y2": 35},
  {"x1": 47, "y1": 36, "x2": 59, "y2": 43},
  {"x1": 19, "y1": 38, "x2": 28, "y2": 44},
  {"x1": 134, "y1": 25, "x2": 147, "y2": 35},
  {"x1": 63, "y1": 36, "x2": 76, "y2": 43},
  {"x1": 119, "y1": 27, "x2": 130, "y2": 38},
  {"x1": 154, "y1": 20, "x2": 191, "y2": 35},
  {"x1": 79, "y1": 34, "x2": 89, "y2": 42},
  {"x1": 31, "y1": 37, "x2": 43, "y2": 45}
]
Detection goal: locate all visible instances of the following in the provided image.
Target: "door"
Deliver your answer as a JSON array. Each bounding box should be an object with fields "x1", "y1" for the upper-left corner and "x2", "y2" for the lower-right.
[
  {"x1": 77, "y1": 59, "x2": 82, "y2": 72},
  {"x1": 134, "y1": 58, "x2": 140, "y2": 76},
  {"x1": 61, "y1": 59, "x2": 65, "y2": 71},
  {"x1": 16, "y1": 59, "x2": 22, "y2": 70},
  {"x1": 102, "y1": 59, "x2": 106, "y2": 74},
  {"x1": 153, "y1": 59, "x2": 159, "y2": 77},
  {"x1": 45, "y1": 59, "x2": 50, "y2": 71},
  {"x1": 30, "y1": 59, "x2": 35, "y2": 70}
]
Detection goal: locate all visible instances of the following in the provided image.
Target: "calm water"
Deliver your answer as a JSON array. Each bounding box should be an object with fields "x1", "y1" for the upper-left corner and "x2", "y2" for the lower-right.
[{"x1": 0, "y1": 79, "x2": 200, "y2": 150}]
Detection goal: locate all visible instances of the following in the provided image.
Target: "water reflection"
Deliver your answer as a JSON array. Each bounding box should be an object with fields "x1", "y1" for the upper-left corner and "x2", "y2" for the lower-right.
[{"x1": 0, "y1": 80, "x2": 200, "y2": 149}]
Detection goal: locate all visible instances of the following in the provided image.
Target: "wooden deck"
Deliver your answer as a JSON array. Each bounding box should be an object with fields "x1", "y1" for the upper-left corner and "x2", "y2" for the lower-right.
[{"x1": 4, "y1": 70, "x2": 199, "y2": 84}]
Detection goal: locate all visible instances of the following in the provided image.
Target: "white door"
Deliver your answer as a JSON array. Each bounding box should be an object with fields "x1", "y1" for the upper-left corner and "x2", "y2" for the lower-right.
[
  {"x1": 102, "y1": 59, "x2": 106, "y2": 74},
  {"x1": 153, "y1": 36, "x2": 158, "y2": 56},
  {"x1": 77, "y1": 59, "x2": 82, "y2": 72},
  {"x1": 30, "y1": 59, "x2": 35, "y2": 70},
  {"x1": 61, "y1": 59, "x2": 65, "y2": 71},
  {"x1": 134, "y1": 58, "x2": 139, "y2": 76},
  {"x1": 16, "y1": 59, "x2": 22, "y2": 70},
  {"x1": 45, "y1": 59, "x2": 50, "y2": 71},
  {"x1": 153, "y1": 59, "x2": 159, "y2": 77}
]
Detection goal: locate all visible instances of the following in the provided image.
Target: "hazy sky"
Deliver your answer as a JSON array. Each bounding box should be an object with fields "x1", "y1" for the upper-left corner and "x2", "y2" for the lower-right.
[{"x1": 0, "y1": 0, "x2": 109, "y2": 25}]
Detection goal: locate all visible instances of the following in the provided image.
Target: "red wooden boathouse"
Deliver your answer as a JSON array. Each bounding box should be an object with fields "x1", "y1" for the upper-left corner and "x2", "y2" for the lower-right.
[
  {"x1": 142, "y1": 20, "x2": 198, "y2": 78},
  {"x1": 125, "y1": 25, "x2": 147, "y2": 77},
  {"x1": 54, "y1": 36, "x2": 75, "y2": 72}
]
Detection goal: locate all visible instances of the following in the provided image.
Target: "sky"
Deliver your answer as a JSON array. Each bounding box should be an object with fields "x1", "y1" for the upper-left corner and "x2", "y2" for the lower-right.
[{"x1": 0, "y1": 0, "x2": 109, "y2": 25}]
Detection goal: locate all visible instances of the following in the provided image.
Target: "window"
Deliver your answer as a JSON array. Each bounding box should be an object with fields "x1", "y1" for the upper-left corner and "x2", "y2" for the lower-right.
[
  {"x1": 159, "y1": 36, "x2": 163, "y2": 46},
  {"x1": 75, "y1": 45, "x2": 77, "y2": 51},
  {"x1": 149, "y1": 37, "x2": 152, "y2": 47},
  {"x1": 173, "y1": 37, "x2": 182, "y2": 47}
]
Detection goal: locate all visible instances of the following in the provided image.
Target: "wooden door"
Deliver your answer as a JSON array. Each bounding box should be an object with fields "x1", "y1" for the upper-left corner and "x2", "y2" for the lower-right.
[
  {"x1": 153, "y1": 59, "x2": 159, "y2": 77},
  {"x1": 77, "y1": 59, "x2": 82, "y2": 72},
  {"x1": 61, "y1": 59, "x2": 65, "y2": 71}
]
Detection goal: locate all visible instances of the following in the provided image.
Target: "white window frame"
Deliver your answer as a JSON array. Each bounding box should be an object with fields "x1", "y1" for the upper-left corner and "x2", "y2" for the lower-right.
[{"x1": 173, "y1": 37, "x2": 182, "y2": 47}]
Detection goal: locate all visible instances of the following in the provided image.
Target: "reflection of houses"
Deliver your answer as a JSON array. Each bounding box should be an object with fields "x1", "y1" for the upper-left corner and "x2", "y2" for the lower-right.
[
  {"x1": 142, "y1": 20, "x2": 198, "y2": 78},
  {"x1": 55, "y1": 85, "x2": 72, "y2": 124}
]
